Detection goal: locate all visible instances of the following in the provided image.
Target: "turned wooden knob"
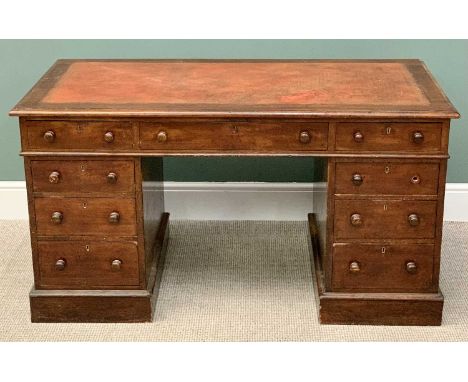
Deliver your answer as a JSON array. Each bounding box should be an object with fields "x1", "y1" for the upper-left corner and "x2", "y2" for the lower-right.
[
  {"x1": 353, "y1": 131, "x2": 364, "y2": 143},
  {"x1": 55, "y1": 259, "x2": 66, "y2": 271},
  {"x1": 408, "y1": 213, "x2": 420, "y2": 226},
  {"x1": 108, "y1": 211, "x2": 120, "y2": 223},
  {"x1": 406, "y1": 261, "x2": 417, "y2": 274},
  {"x1": 111, "y1": 259, "x2": 122, "y2": 271},
  {"x1": 352, "y1": 173, "x2": 363, "y2": 186},
  {"x1": 104, "y1": 131, "x2": 114, "y2": 143},
  {"x1": 299, "y1": 131, "x2": 311, "y2": 144},
  {"x1": 412, "y1": 131, "x2": 424, "y2": 144},
  {"x1": 157, "y1": 131, "x2": 168, "y2": 143},
  {"x1": 350, "y1": 213, "x2": 362, "y2": 226},
  {"x1": 48, "y1": 171, "x2": 61, "y2": 184},
  {"x1": 107, "y1": 172, "x2": 118, "y2": 184},
  {"x1": 410, "y1": 175, "x2": 421, "y2": 184},
  {"x1": 51, "y1": 211, "x2": 63, "y2": 224},
  {"x1": 349, "y1": 261, "x2": 361, "y2": 273},
  {"x1": 43, "y1": 130, "x2": 56, "y2": 143}
]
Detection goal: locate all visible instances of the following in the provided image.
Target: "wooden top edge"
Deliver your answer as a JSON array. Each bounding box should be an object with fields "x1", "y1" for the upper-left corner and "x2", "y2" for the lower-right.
[
  {"x1": 54, "y1": 58, "x2": 426, "y2": 63},
  {"x1": 9, "y1": 110, "x2": 460, "y2": 119}
]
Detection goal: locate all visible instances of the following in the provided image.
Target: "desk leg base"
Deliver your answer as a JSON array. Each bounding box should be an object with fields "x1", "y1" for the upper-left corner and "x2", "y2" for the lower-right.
[
  {"x1": 29, "y1": 213, "x2": 170, "y2": 323},
  {"x1": 307, "y1": 213, "x2": 444, "y2": 326}
]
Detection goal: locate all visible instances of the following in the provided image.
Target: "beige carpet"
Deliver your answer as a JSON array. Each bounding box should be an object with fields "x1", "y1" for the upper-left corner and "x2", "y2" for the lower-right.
[{"x1": 0, "y1": 220, "x2": 467, "y2": 341}]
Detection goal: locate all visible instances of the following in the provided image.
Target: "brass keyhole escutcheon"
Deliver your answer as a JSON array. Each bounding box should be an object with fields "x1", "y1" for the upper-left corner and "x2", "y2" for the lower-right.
[
  {"x1": 232, "y1": 125, "x2": 239, "y2": 134},
  {"x1": 381, "y1": 247, "x2": 386, "y2": 254},
  {"x1": 82, "y1": 202, "x2": 87, "y2": 209},
  {"x1": 384, "y1": 166, "x2": 390, "y2": 174},
  {"x1": 85, "y1": 244, "x2": 90, "y2": 252},
  {"x1": 383, "y1": 204, "x2": 388, "y2": 211},
  {"x1": 386, "y1": 126, "x2": 392, "y2": 135}
]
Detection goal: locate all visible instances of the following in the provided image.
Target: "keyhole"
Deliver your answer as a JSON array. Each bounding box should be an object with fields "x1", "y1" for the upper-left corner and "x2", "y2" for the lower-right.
[
  {"x1": 384, "y1": 204, "x2": 388, "y2": 211},
  {"x1": 232, "y1": 125, "x2": 239, "y2": 134},
  {"x1": 82, "y1": 202, "x2": 87, "y2": 209},
  {"x1": 384, "y1": 166, "x2": 390, "y2": 174},
  {"x1": 381, "y1": 247, "x2": 386, "y2": 254},
  {"x1": 386, "y1": 127, "x2": 392, "y2": 135},
  {"x1": 85, "y1": 245, "x2": 90, "y2": 252},
  {"x1": 80, "y1": 163, "x2": 86, "y2": 172}
]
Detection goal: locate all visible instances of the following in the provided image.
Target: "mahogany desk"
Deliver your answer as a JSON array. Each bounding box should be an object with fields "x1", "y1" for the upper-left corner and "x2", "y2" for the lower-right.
[{"x1": 10, "y1": 59, "x2": 460, "y2": 325}]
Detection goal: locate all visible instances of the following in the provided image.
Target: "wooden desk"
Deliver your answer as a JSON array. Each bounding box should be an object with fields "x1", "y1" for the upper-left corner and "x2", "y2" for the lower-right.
[{"x1": 10, "y1": 59, "x2": 460, "y2": 325}]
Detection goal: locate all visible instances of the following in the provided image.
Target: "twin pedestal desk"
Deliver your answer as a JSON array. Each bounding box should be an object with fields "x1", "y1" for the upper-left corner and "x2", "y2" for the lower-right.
[{"x1": 10, "y1": 59, "x2": 459, "y2": 325}]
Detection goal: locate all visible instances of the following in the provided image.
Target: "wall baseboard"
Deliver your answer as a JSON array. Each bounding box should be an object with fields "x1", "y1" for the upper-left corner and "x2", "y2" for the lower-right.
[{"x1": 1, "y1": 181, "x2": 467, "y2": 222}]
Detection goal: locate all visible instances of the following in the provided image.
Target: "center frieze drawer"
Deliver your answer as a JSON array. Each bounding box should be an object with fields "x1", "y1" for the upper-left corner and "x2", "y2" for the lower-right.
[
  {"x1": 37, "y1": 240, "x2": 139, "y2": 289},
  {"x1": 31, "y1": 159, "x2": 135, "y2": 193},
  {"x1": 334, "y1": 199, "x2": 438, "y2": 239},
  {"x1": 335, "y1": 161, "x2": 440, "y2": 195},
  {"x1": 139, "y1": 121, "x2": 329, "y2": 152},
  {"x1": 34, "y1": 197, "x2": 137, "y2": 236},
  {"x1": 331, "y1": 243, "x2": 435, "y2": 292}
]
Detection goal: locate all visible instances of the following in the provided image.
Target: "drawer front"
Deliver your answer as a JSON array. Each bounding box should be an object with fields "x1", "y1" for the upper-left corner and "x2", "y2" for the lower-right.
[
  {"x1": 37, "y1": 241, "x2": 139, "y2": 288},
  {"x1": 335, "y1": 122, "x2": 442, "y2": 152},
  {"x1": 139, "y1": 121, "x2": 328, "y2": 152},
  {"x1": 25, "y1": 120, "x2": 134, "y2": 151},
  {"x1": 334, "y1": 199, "x2": 437, "y2": 239},
  {"x1": 35, "y1": 197, "x2": 137, "y2": 236},
  {"x1": 31, "y1": 160, "x2": 135, "y2": 193},
  {"x1": 335, "y1": 161, "x2": 440, "y2": 195},
  {"x1": 332, "y1": 243, "x2": 434, "y2": 291}
]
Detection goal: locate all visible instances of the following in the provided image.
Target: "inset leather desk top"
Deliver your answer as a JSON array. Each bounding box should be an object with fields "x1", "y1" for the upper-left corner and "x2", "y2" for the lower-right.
[{"x1": 10, "y1": 59, "x2": 459, "y2": 119}]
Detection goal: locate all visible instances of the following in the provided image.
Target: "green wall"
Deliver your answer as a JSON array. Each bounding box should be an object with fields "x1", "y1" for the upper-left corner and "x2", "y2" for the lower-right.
[{"x1": 1, "y1": 40, "x2": 466, "y2": 182}]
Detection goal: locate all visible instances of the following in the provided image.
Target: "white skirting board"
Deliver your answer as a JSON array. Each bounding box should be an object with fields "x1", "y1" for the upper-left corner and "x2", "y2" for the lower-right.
[{"x1": 1, "y1": 181, "x2": 467, "y2": 221}]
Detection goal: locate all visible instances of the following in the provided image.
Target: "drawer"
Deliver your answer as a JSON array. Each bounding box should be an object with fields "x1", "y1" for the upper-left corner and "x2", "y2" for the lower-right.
[
  {"x1": 31, "y1": 160, "x2": 135, "y2": 193},
  {"x1": 335, "y1": 122, "x2": 443, "y2": 152},
  {"x1": 332, "y1": 243, "x2": 434, "y2": 291},
  {"x1": 34, "y1": 197, "x2": 137, "y2": 236},
  {"x1": 335, "y1": 161, "x2": 440, "y2": 195},
  {"x1": 37, "y1": 241, "x2": 139, "y2": 288},
  {"x1": 139, "y1": 121, "x2": 328, "y2": 152},
  {"x1": 25, "y1": 120, "x2": 134, "y2": 151},
  {"x1": 334, "y1": 199, "x2": 437, "y2": 239}
]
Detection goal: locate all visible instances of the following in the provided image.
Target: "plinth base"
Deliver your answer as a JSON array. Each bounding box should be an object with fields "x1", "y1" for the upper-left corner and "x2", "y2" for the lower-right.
[
  {"x1": 307, "y1": 213, "x2": 444, "y2": 326},
  {"x1": 30, "y1": 213, "x2": 170, "y2": 323}
]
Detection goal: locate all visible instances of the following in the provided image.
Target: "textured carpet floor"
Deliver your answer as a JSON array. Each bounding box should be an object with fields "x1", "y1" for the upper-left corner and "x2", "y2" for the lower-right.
[{"x1": 0, "y1": 220, "x2": 467, "y2": 341}]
